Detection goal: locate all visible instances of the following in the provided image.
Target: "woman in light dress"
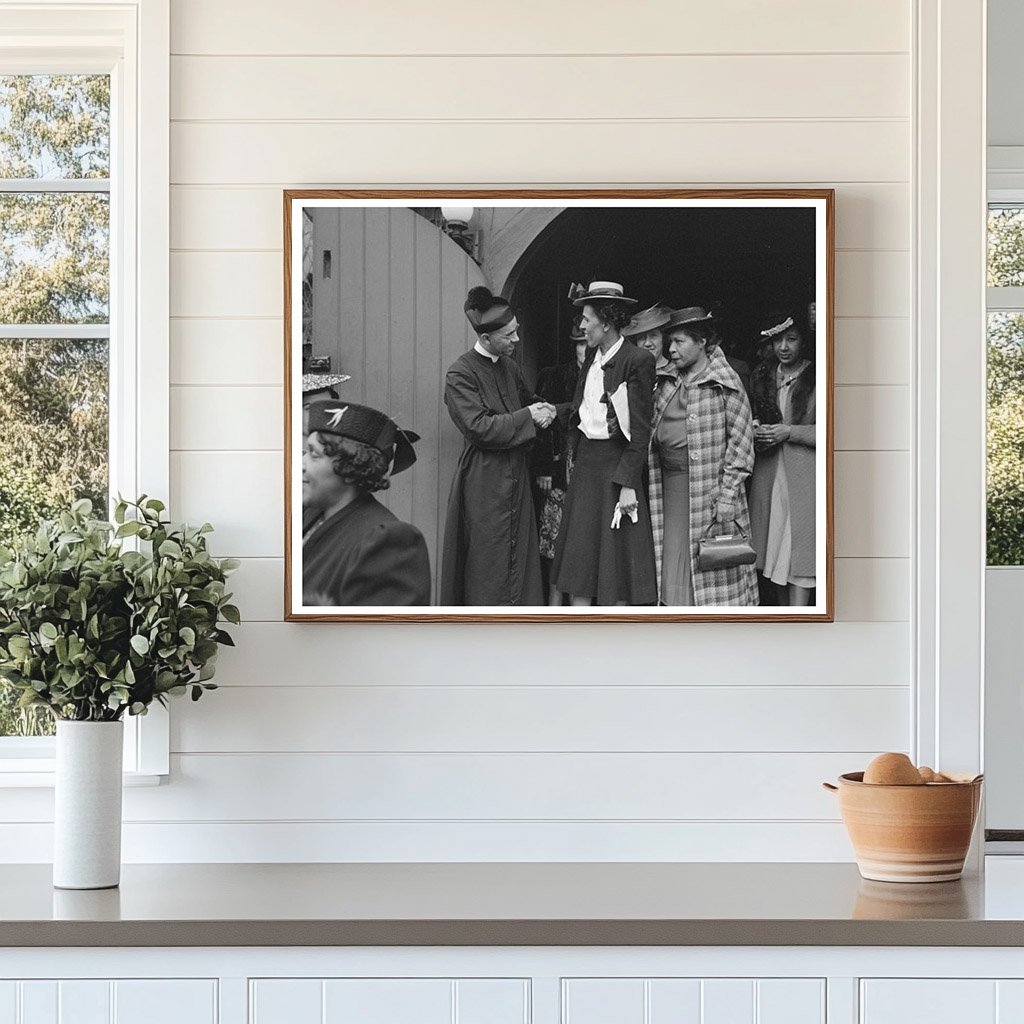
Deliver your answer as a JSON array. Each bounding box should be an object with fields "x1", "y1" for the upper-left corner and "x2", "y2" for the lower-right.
[{"x1": 749, "y1": 311, "x2": 817, "y2": 606}]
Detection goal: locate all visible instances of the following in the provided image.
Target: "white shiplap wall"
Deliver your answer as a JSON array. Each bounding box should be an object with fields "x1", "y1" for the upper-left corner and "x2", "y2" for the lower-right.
[{"x1": 21, "y1": 0, "x2": 918, "y2": 861}]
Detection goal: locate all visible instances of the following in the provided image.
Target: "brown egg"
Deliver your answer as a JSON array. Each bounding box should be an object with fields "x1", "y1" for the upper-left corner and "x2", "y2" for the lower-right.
[{"x1": 863, "y1": 752, "x2": 925, "y2": 785}]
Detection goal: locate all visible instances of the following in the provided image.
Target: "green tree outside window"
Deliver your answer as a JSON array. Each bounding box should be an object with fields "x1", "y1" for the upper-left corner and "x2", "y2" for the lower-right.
[
  {"x1": 0, "y1": 75, "x2": 110, "y2": 736},
  {"x1": 988, "y1": 208, "x2": 1024, "y2": 566}
]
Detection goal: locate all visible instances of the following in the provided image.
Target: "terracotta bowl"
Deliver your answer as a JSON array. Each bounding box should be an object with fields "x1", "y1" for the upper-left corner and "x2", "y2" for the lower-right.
[{"x1": 823, "y1": 772, "x2": 983, "y2": 883}]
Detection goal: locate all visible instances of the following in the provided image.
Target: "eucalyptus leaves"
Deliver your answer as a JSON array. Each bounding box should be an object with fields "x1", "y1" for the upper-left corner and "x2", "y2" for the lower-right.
[{"x1": 0, "y1": 497, "x2": 239, "y2": 722}]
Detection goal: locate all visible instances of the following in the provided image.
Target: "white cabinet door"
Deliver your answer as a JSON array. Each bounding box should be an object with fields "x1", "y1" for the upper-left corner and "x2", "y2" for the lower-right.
[
  {"x1": 0, "y1": 983, "x2": 14, "y2": 1024},
  {"x1": 861, "y1": 980, "x2": 996, "y2": 1024},
  {"x1": 562, "y1": 978, "x2": 825, "y2": 1024},
  {"x1": 4, "y1": 981, "x2": 216, "y2": 1024},
  {"x1": 862, "y1": 980, "x2": 1024, "y2": 1024},
  {"x1": 250, "y1": 979, "x2": 528, "y2": 1024}
]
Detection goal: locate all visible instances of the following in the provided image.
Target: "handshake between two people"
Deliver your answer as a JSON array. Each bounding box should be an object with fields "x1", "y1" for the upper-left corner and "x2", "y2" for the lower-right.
[{"x1": 528, "y1": 401, "x2": 557, "y2": 429}]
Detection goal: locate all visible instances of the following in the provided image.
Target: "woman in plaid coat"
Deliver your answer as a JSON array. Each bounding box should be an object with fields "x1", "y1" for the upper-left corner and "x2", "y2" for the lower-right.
[{"x1": 648, "y1": 309, "x2": 759, "y2": 607}]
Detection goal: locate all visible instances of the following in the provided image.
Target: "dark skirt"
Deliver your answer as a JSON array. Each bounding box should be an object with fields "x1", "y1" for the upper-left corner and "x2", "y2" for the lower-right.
[{"x1": 551, "y1": 436, "x2": 657, "y2": 605}]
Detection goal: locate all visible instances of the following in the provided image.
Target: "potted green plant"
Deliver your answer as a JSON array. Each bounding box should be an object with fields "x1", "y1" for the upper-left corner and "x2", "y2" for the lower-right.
[{"x1": 0, "y1": 497, "x2": 239, "y2": 889}]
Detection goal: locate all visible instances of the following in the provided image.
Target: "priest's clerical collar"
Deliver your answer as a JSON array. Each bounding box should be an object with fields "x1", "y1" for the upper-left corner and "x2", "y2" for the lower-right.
[{"x1": 474, "y1": 340, "x2": 498, "y2": 363}]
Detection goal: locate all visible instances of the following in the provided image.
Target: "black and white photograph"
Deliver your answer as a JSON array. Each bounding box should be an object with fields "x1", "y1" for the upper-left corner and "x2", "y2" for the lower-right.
[{"x1": 285, "y1": 191, "x2": 834, "y2": 621}]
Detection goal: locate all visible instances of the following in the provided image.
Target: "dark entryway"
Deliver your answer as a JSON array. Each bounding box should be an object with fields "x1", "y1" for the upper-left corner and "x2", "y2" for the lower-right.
[{"x1": 506, "y1": 205, "x2": 818, "y2": 386}]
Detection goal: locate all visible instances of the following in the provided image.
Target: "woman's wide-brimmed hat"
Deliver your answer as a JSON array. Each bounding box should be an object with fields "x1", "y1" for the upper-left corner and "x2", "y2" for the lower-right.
[
  {"x1": 662, "y1": 306, "x2": 714, "y2": 331},
  {"x1": 758, "y1": 313, "x2": 796, "y2": 341},
  {"x1": 301, "y1": 372, "x2": 352, "y2": 399},
  {"x1": 622, "y1": 303, "x2": 672, "y2": 337},
  {"x1": 570, "y1": 280, "x2": 638, "y2": 307},
  {"x1": 306, "y1": 400, "x2": 420, "y2": 475}
]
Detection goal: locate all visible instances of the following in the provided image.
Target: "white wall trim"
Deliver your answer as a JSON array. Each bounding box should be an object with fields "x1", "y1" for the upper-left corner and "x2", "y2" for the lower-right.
[
  {"x1": 913, "y1": 0, "x2": 987, "y2": 790},
  {"x1": 0, "y1": 0, "x2": 170, "y2": 778}
]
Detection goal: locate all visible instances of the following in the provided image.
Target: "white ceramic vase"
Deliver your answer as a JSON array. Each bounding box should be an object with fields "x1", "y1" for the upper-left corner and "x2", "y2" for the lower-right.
[{"x1": 53, "y1": 720, "x2": 124, "y2": 889}]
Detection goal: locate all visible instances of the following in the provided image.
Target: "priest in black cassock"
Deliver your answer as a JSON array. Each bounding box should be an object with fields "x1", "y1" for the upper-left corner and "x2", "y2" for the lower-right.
[
  {"x1": 302, "y1": 400, "x2": 431, "y2": 607},
  {"x1": 440, "y1": 286, "x2": 554, "y2": 605}
]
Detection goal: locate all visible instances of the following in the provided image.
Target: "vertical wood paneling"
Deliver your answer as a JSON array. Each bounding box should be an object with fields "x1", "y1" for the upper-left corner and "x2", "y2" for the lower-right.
[
  {"x1": 860, "y1": 980, "x2": 996, "y2": 1024},
  {"x1": 305, "y1": 208, "x2": 486, "y2": 594},
  {"x1": 20, "y1": 982, "x2": 57, "y2": 1023},
  {"x1": 438, "y1": 237, "x2": 477, "y2": 592},
  {"x1": 563, "y1": 980, "x2": 644, "y2": 1024},
  {"x1": 454, "y1": 981, "x2": 530, "y2": 1024},
  {"x1": 58, "y1": 982, "x2": 109, "y2": 1024},
  {"x1": 0, "y1": 984, "x2": 14, "y2": 1024},
  {"x1": 413, "y1": 214, "x2": 443, "y2": 592},
  {"x1": 250, "y1": 980, "x2": 323, "y2": 1024},
  {"x1": 702, "y1": 980, "x2": 754, "y2": 1024},
  {"x1": 756, "y1": 980, "x2": 825, "y2": 1024},
  {"x1": 337, "y1": 208, "x2": 366, "y2": 404},
  {"x1": 363, "y1": 208, "x2": 392, "y2": 412},
  {"x1": 311, "y1": 212, "x2": 339, "y2": 385},
  {"x1": 825, "y1": 978, "x2": 857, "y2": 1024},
  {"x1": 113, "y1": 981, "x2": 217, "y2": 1024},
  {"x1": 997, "y1": 980, "x2": 1024, "y2": 1023},
  {"x1": 386, "y1": 209, "x2": 417, "y2": 525},
  {"x1": 648, "y1": 980, "x2": 701, "y2": 1023},
  {"x1": 323, "y1": 980, "x2": 451, "y2": 1024}
]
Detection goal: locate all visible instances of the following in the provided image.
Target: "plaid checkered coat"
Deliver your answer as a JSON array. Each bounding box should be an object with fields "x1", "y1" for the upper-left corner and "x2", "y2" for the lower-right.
[{"x1": 648, "y1": 351, "x2": 759, "y2": 607}]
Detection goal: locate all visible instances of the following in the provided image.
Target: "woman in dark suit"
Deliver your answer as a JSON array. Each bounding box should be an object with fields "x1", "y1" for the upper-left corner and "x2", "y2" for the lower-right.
[
  {"x1": 551, "y1": 282, "x2": 657, "y2": 606},
  {"x1": 302, "y1": 400, "x2": 431, "y2": 606}
]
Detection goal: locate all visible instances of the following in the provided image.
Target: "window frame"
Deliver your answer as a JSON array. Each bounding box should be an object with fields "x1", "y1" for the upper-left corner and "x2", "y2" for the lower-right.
[
  {"x1": 0, "y1": 0, "x2": 169, "y2": 783},
  {"x1": 983, "y1": 193, "x2": 1024, "y2": 837},
  {"x1": 987, "y1": 198, "x2": 1024, "y2": 313}
]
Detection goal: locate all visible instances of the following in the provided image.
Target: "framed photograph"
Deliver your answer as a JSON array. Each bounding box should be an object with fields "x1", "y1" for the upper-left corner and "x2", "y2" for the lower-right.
[{"x1": 284, "y1": 189, "x2": 834, "y2": 622}]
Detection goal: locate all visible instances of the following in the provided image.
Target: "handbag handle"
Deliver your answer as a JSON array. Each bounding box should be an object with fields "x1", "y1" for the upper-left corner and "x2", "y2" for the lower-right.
[{"x1": 702, "y1": 519, "x2": 749, "y2": 541}]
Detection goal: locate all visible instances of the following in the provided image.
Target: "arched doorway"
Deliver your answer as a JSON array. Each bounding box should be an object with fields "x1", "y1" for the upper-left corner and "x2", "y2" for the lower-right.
[{"x1": 506, "y1": 205, "x2": 818, "y2": 386}]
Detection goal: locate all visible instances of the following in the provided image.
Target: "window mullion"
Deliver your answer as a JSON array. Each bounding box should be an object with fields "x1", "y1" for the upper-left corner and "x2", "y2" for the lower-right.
[
  {"x1": 0, "y1": 178, "x2": 110, "y2": 193},
  {"x1": 987, "y1": 287, "x2": 1024, "y2": 311},
  {"x1": 0, "y1": 324, "x2": 110, "y2": 338}
]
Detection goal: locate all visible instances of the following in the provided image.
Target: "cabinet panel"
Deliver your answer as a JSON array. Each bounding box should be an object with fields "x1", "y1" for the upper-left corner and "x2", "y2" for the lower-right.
[
  {"x1": 113, "y1": 981, "x2": 217, "y2": 1024},
  {"x1": 251, "y1": 979, "x2": 528, "y2": 1024},
  {"x1": 648, "y1": 980, "x2": 701, "y2": 1023},
  {"x1": 323, "y1": 980, "x2": 451, "y2": 1024},
  {"x1": 702, "y1": 980, "x2": 754, "y2": 1024},
  {"x1": 563, "y1": 980, "x2": 645, "y2": 1024},
  {"x1": 250, "y1": 980, "x2": 322, "y2": 1024},
  {"x1": 58, "y1": 982, "x2": 109, "y2": 1024},
  {"x1": 0, "y1": 984, "x2": 15, "y2": 1024},
  {"x1": 861, "y1": 980, "x2": 996, "y2": 1024},
  {"x1": 455, "y1": 980, "x2": 529, "y2": 1024},
  {"x1": 19, "y1": 983, "x2": 56, "y2": 1024},
  {"x1": 564, "y1": 979, "x2": 825, "y2": 1024},
  {"x1": 998, "y1": 980, "x2": 1024, "y2": 1023},
  {"x1": 757, "y1": 980, "x2": 825, "y2": 1024}
]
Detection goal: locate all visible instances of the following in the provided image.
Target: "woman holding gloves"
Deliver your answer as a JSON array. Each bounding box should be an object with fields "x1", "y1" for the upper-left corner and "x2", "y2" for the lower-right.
[{"x1": 551, "y1": 282, "x2": 658, "y2": 607}]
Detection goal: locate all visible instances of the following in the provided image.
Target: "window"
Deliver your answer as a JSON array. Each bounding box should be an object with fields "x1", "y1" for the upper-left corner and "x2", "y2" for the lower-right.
[
  {"x1": 987, "y1": 205, "x2": 1024, "y2": 565},
  {"x1": 0, "y1": 74, "x2": 111, "y2": 738},
  {"x1": 0, "y1": 2, "x2": 169, "y2": 778}
]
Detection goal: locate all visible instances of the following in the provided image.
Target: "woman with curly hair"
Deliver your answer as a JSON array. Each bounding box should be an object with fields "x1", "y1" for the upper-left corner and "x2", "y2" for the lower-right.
[
  {"x1": 551, "y1": 282, "x2": 657, "y2": 606},
  {"x1": 749, "y1": 311, "x2": 817, "y2": 606},
  {"x1": 302, "y1": 400, "x2": 431, "y2": 606}
]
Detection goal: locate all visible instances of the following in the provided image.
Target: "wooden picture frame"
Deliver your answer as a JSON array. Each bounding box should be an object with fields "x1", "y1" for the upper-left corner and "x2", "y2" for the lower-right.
[{"x1": 284, "y1": 189, "x2": 834, "y2": 622}]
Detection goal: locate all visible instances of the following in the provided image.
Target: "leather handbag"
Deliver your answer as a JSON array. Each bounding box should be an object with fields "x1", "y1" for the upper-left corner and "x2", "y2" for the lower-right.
[{"x1": 697, "y1": 521, "x2": 757, "y2": 572}]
